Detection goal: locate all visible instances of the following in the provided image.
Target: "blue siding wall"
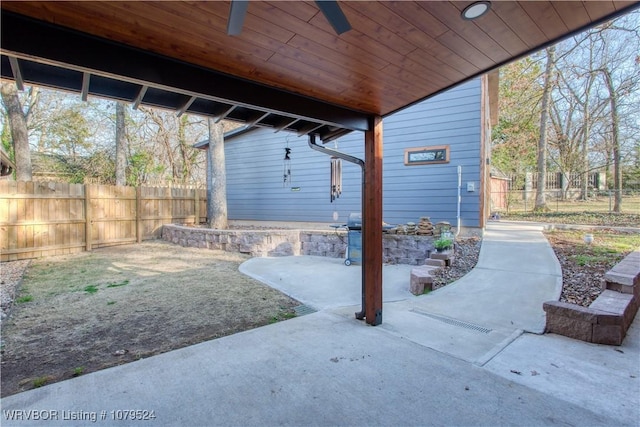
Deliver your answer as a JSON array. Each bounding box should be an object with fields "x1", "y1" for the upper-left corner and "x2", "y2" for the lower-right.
[{"x1": 225, "y1": 79, "x2": 482, "y2": 227}]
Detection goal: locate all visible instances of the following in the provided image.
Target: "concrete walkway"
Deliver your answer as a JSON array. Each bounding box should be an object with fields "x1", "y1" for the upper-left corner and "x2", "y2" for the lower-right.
[
  {"x1": 242, "y1": 221, "x2": 562, "y2": 365},
  {"x1": 1, "y1": 222, "x2": 638, "y2": 426}
]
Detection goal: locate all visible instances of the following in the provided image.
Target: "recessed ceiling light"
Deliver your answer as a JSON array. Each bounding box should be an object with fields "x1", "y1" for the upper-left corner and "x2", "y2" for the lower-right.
[{"x1": 462, "y1": 1, "x2": 491, "y2": 20}]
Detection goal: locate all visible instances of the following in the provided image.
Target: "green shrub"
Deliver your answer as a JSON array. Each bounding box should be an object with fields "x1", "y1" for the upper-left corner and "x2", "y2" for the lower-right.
[{"x1": 433, "y1": 237, "x2": 453, "y2": 251}]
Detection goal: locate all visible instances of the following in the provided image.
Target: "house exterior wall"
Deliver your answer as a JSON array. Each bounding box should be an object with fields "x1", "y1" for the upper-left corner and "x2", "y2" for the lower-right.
[{"x1": 224, "y1": 79, "x2": 483, "y2": 227}]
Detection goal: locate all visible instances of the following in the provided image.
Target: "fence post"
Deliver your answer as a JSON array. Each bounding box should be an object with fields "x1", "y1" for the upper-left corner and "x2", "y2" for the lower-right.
[
  {"x1": 85, "y1": 184, "x2": 92, "y2": 251},
  {"x1": 136, "y1": 186, "x2": 143, "y2": 243},
  {"x1": 194, "y1": 186, "x2": 200, "y2": 225},
  {"x1": 524, "y1": 172, "x2": 532, "y2": 212}
]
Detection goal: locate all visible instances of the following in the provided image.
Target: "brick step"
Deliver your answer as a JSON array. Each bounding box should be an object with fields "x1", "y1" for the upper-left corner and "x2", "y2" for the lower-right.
[
  {"x1": 410, "y1": 265, "x2": 439, "y2": 295},
  {"x1": 544, "y1": 248, "x2": 640, "y2": 345},
  {"x1": 430, "y1": 251, "x2": 454, "y2": 266}
]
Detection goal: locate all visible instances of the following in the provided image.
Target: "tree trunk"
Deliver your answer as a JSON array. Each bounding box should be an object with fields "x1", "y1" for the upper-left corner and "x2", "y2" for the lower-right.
[
  {"x1": 206, "y1": 119, "x2": 227, "y2": 229},
  {"x1": 0, "y1": 83, "x2": 32, "y2": 180},
  {"x1": 534, "y1": 46, "x2": 556, "y2": 212},
  {"x1": 580, "y1": 79, "x2": 592, "y2": 200},
  {"x1": 115, "y1": 101, "x2": 127, "y2": 186},
  {"x1": 602, "y1": 69, "x2": 622, "y2": 212}
]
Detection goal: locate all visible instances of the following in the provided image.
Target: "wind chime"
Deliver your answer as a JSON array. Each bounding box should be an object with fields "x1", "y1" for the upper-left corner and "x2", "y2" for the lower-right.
[
  {"x1": 283, "y1": 138, "x2": 292, "y2": 187},
  {"x1": 330, "y1": 156, "x2": 342, "y2": 203}
]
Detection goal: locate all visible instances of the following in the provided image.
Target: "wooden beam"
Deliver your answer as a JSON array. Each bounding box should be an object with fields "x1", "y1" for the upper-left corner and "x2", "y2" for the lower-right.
[
  {"x1": 274, "y1": 117, "x2": 299, "y2": 133},
  {"x1": 8, "y1": 56, "x2": 24, "y2": 91},
  {"x1": 176, "y1": 95, "x2": 196, "y2": 117},
  {"x1": 320, "y1": 127, "x2": 351, "y2": 143},
  {"x1": 133, "y1": 85, "x2": 148, "y2": 110},
  {"x1": 81, "y1": 72, "x2": 90, "y2": 101},
  {"x1": 1, "y1": 11, "x2": 370, "y2": 131},
  {"x1": 244, "y1": 111, "x2": 270, "y2": 128},
  {"x1": 363, "y1": 115, "x2": 383, "y2": 326},
  {"x1": 215, "y1": 105, "x2": 236, "y2": 123},
  {"x1": 297, "y1": 123, "x2": 324, "y2": 137}
]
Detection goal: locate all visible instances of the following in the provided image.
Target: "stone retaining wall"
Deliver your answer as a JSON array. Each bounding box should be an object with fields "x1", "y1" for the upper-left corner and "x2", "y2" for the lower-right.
[
  {"x1": 383, "y1": 234, "x2": 434, "y2": 265},
  {"x1": 543, "y1": 248, "x2": 640, "y2": 345},
  {"x1": 163, "y1": 224, "x2": 437, "y2": 265},
  {"x1": 162, "y1": 225, "x2": 301, "y2": 257}
]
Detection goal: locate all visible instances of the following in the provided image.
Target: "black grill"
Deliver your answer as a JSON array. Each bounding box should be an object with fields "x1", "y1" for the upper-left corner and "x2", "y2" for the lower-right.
[{"x1": 346, "y1": 212, "x2": 362, "y2": 230}]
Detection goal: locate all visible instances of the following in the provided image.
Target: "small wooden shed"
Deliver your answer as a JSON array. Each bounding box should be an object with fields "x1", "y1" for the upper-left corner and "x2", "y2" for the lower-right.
[{"x1": 489, "y1": 167, "x2": 510, "y2": 212}]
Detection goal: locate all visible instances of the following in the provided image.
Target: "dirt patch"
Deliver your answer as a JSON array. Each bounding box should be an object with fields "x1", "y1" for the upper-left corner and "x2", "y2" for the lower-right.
[
  {"x1": 0, "y1": 241, "x2": 298, "y2": 397},
  {"x1": 543, "y1": 229, "x2": 640, "y2": 307}
]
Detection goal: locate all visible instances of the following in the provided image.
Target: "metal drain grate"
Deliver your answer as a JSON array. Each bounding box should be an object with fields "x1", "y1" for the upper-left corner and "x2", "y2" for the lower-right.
[
  {"x1": 410, "y1": 309, "x2": 492, "y2": 334},
  {"x1": 293, "y1": 305, "x2": 317, "y2": 316}
]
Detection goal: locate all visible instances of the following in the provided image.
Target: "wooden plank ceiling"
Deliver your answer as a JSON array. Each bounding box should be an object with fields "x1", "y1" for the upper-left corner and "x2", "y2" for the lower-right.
[{"x1": 1, "y1": 1, "x2": 638, "y2": 137}]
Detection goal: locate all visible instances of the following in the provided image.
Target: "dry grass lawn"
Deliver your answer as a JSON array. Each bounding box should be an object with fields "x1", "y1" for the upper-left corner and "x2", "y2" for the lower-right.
[{"x1": 0, "y1": 241, "x2": 299, "y2": 397}]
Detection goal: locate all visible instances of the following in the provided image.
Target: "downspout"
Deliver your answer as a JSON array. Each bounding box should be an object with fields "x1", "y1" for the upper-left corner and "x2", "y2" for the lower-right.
[
  {"x1": 456, "y1": 165, "x2": 462, "y2": 237},
  {"x1": 308, "y1": 134, "x2": 367, "y2": 320}
]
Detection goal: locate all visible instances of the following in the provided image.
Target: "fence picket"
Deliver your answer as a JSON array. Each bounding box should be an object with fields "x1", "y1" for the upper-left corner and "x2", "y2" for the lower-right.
[{"x1": 0, "y1": 181, "x2": 207, "y2": 261}]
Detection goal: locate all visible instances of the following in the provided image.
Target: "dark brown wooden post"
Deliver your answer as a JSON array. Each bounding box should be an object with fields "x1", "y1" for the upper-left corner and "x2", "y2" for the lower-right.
[{"x1": 363, "y1": 116, "x2": 383, "y2": 326}]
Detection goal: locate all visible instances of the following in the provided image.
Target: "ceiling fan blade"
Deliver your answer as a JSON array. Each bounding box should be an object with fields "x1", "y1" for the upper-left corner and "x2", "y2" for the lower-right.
[
  {"x1": 227, "y1": 0, "x2": 249, "y2": 36},
  {"x1": 315, "y1": 1, "x2": 351, "y2": 35}
]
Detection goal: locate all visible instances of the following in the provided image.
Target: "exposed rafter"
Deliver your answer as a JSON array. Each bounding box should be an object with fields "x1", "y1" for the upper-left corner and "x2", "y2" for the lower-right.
[
  {"x1": 7, "y1": 56, "x2": 24, "y2": 91},
  {"x1": 297, "y1": 123, "x2": 325, "y2": 137},
  {"x1": 244, "y1": 111, "x2": 270, "y2": 128},
  {"x1": 215, "y1": 105, "x2": 236, "y2": 123},
  {"x1": 274, "y1": 117, "x2": 300, "y2": 133},
  {"x1": 0, "y1": 11, "x2": 369, "y2": 137},
  {"x1": 176, "y1": 96, "x2": 196, "y2": 117},
  {"x1": 81, "y1": 72, "x2": 90, "y2": 102},
  {"x1": 132, "y1": 85, "x2": 148, "y2": 110}
]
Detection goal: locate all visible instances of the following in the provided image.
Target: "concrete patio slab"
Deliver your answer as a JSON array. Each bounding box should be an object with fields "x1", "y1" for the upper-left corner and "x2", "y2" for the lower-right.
[
  {"x1": 240, "y1": 255, "x2": 415, "y2": 310},
  {"x1": 2, "y1": 221, "x2": 637, "y2": 427},
  {"x1": 0, "y1": 311, "x2": 625, "y2": 427},
  {"x1": 485, "y1": 314, "x2": 640, "y2": 426}
]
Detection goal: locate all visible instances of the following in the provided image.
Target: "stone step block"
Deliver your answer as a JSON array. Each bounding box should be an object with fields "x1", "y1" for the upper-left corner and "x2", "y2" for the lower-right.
[
  {"x1": 425, "y1": 258, "x2": 445, "y2": 267},
  {"x1": 410, "y1": 265, "x2": 435, "y2": 295},
  {"x1": 430, "y1": 251, "x2": 454, "y2": 266}
]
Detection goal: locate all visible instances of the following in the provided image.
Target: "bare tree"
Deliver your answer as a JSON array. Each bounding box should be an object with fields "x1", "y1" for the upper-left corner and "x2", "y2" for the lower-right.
[
  {"x1": 593, "y1": 19, "x2": 640, "y2": 212},
  {"x1": 493, "y1": 11, "x2": 639, "y2": 207},
  {"x1": 554, "y1": 35, "x2": 599, "y2": 200},
  {"x1": 139, "y1": 108, "x2": 206, "y2": 184},
  {"x1": 206, "y1": 118, "x2": 227, "y2": 228},
  {"x1": 535, "y1": 46, "x2": 556, "y2": 211},
  {"x1": 0, "y1": 83, "x2": 32, "y2": 180},
  {"x1": 115, "y1": 101, "x2": 127, "y2": 186},
  {"x1": 600, "y1": 68, "x2": 623, "y2": 212}
]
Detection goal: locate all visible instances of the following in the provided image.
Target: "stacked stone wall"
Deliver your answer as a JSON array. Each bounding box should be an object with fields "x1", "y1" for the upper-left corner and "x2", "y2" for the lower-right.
[
  {"x1": 300, "y1": 231, "x2": 347, "y2": 258},
  {"x1": 162, "y1": 224, "x2": 437, "y2": 265},
  {"x1": 162, "y1": 225, "x2": 300, "y2": 257},
  {"x1": 383, "y1": 235, "x2": 433, "y2": 265}
]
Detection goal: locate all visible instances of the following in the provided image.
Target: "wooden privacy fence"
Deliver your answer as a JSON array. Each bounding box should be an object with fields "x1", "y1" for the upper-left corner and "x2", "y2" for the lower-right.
[{"x1": 0, "y1": 181, "x2": 206, "y2": 261}]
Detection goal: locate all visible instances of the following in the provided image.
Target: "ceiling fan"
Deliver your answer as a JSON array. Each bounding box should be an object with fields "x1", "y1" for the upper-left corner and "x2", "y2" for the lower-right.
[{"x1": 227, "y1": 0, "x2": 352, "y2": 36}]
